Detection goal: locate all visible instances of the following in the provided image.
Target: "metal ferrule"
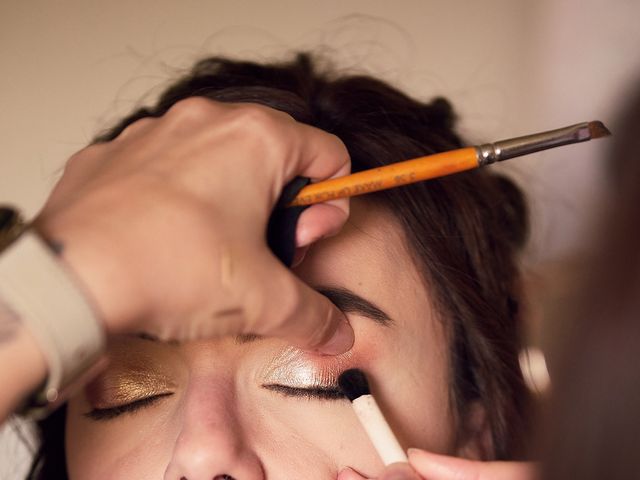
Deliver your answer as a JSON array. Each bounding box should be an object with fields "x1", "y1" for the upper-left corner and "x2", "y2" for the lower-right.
[{"x1": 476, "y1": 122, "x2": 593, "y2": 166}]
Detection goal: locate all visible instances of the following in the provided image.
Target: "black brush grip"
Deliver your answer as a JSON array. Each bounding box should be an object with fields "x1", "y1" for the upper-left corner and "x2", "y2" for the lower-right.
[{"x1": 266, "y1": 177, "x2": 310, "y2": 266}]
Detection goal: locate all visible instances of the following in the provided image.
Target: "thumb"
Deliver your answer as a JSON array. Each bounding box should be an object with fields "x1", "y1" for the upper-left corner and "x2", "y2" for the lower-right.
[
  {"x1": 408, "y1": 449, "x2": 537, "y2": 480},
  {"x1": 242, "y1": 250, "x2": 354, "y2": 355}
]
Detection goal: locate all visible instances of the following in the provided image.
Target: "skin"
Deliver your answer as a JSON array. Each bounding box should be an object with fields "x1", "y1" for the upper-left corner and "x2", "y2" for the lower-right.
[
  {"x1": 65, "y1": 201, "x2": 483, "y2": 479},
  {"x1": 0, "y1": 99, "x2": 354, "y2": 422},
  {"x1": 340, "y1": 451, "x2": 537, "y2": 480},
  {"x1": 0, "y1": 98, "x2": 532, "y2": 478},
  {"x1": 37, "y1": 99, "x2": 352, "y2": 350}
]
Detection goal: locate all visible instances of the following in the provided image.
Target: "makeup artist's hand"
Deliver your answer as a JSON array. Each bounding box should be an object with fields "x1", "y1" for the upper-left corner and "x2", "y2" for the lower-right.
[
  {"x1": 339, "y1": 450, "x2": 537, "y2": 480},
  {"x1": 36, "y1": 98, "x2": 353, "y2": 354}
]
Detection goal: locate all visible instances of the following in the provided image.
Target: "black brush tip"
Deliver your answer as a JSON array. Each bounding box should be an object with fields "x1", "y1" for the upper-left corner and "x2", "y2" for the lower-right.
[{"x1": 338, "y1": 368, "x2": 370, "y2": 401}]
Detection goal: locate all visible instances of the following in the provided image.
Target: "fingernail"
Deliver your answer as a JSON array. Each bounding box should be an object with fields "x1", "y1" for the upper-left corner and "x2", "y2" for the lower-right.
[
  {"x1": 337, "y1": 466, "x2": 367, "y2": 480},
  {"x1": 380, "y1": 463, "x2": 419, "y2": 480},
  {"x1": 290, "y1": 246, "x2": 310, "y2": 268},
  {"x1": 317, "y1": 316, "x2": 354, "y2": 355},
  {"x1": 295, "y1": 223, "x2": 319, "y2": 248}
]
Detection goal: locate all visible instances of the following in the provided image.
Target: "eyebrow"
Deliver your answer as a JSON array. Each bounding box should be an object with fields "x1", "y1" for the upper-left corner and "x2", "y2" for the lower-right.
[{"x1": 317, "y1": 286, "x2": 394, "y2": 327}]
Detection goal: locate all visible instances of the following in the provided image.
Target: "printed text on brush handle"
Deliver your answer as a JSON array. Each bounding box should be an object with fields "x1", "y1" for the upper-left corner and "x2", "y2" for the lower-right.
[{"x1": 288, "y1": 147, "x2": 479, "y2": 207}]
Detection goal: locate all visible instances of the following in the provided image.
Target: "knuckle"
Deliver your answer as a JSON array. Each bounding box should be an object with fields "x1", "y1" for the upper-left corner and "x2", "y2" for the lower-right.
[
  {"x1": 233, "y1": 104, "x2": 277, "y2": 132},
  {"x1": 329, "y1": 132, "x2": 349, "y2": 156},
  {"x1": 64, "y1": 144, "x2": 102, "y2": 170},
  {"x1": 229, "y1": 104, "x2": 292, "y2": 155},
  {"x1": 166, "y1": 96, "x2": 218, "y2": 124},
  {"x1": 115, "y1": 117, "x2": 156, "y2": 141},
  {"x1": 63, "y1": 151, "x2": 84, "y2": 171}
]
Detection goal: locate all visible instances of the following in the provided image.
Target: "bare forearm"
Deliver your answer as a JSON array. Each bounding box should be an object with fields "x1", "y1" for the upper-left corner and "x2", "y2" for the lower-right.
[{"x1": 0, "y1": 301, "x2": 47, "y2": 424}]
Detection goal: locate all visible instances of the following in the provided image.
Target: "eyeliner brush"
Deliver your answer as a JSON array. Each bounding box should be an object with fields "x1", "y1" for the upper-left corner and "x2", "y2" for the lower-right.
[
  {"x1": 338, "y1": 368, "x2": 408, "y2": 466},
  {"x1": 288, "y1": 121, "x2": 611, "y2": 207}
]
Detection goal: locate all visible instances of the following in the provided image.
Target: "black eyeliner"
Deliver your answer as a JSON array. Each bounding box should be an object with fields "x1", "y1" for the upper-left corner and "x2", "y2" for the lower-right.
[
  {"x1": 84, "y1": 393, "x2": 173, "y2": 421},
  {"x1": 85, "y1": 382, "x2": 346, "y2": 422},
  {"x1": 263, "y1": 384, "x2": 345, "y2": 400}
]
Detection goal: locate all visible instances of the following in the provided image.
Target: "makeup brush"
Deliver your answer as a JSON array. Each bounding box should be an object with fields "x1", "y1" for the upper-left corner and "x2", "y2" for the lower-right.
[
  {"x1": 288, "y1": 121, "x2": 611, "y2": 207},
  {"x1": 338, "y1": 368, "x2": 408, "y2": 465}
]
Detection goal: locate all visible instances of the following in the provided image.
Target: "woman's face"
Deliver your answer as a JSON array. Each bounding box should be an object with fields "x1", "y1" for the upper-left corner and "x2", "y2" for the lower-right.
[{"x1": 65, "y1": 200, "x2": 477, "y2": 479}]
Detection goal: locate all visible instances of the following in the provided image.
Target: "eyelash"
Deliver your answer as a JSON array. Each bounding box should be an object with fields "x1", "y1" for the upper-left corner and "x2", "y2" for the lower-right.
[
  {"x1": 84, "y1": 384, "x2": 345, "y2": 421},
  {"x1": 84, "y1": 392, "x2": 174, "y2": 421},
  {"x1": 263, "y1": 384, "x2": 345, "y2": 400}
]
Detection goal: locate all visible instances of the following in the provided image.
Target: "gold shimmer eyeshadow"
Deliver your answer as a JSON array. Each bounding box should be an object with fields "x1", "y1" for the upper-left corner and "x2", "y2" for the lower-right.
[
  {"x1": 260, "y1": 346, "x2": 354, "y2": 388},
  {"x1": 85, "y1": 360, "x2": 177, "y2": 409}
]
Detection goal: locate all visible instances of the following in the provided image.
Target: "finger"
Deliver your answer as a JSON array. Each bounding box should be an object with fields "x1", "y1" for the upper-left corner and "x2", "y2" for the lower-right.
[
  {"x1": 286, "y1": 123, "x2": 351, "y2": 227},
  {"x1": 290, "y1": 245, "x2": 311, "y2": 268},
  {"x1": 378, "y1": 462, "x2": 422, "y2": 480},
  {"x1": 337, "y1": 467, "x2": 370, "y2": 480},
  {"x1": 111, "y1": 116, "x2": 158, "y2": 142},
  {"x1": 286, "y1": 124, "x2": 351, "y2": 183},
  {"x1": 296, "y1": 201, "x2": 349, "y2": 247},
  {"x1": 408, "y1": 449, "x2": 536, "y2": 480},
  {"x1": 242, "y1": 250, "x2": 354, "y2": 355}
]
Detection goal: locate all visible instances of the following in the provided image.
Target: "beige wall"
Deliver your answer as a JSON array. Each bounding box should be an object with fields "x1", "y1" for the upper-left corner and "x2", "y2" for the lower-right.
[
  {"x1": 0, "y1": 0, "x2": 533, "y2": 211},
  {"x1": 1, "y1": 0, "x2": 639, "y2": 476}
]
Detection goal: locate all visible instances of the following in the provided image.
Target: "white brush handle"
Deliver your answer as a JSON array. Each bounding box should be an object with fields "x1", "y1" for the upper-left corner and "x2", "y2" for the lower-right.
[{"x1": 352, "y1": 395, "x2": 408, "y2": 465}]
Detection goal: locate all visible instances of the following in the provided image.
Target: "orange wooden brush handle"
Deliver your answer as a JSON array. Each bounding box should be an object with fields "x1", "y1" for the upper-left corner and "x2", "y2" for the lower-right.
[{"x1": 288, "y1": 147, "x2": 479, "y2": 207}]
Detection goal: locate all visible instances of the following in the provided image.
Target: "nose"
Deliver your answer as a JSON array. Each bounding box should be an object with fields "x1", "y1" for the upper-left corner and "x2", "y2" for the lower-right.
[{"x1": 164, "y1": 373, "x2": 264, "y2": 480}]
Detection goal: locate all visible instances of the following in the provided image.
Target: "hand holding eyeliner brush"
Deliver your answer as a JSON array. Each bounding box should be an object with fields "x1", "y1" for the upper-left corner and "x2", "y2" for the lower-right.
[
  {"x1": 288, "y1": 121, "x2": 611, "y2": 207},
  {"x1": 339, "y1": 368, "x2": 408, "y2": 466}
]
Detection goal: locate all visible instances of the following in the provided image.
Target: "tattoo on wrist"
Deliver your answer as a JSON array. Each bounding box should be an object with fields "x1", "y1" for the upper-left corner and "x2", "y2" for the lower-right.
[{"x1": 45, "y1": 238, "x2": 64, "y2": 255}]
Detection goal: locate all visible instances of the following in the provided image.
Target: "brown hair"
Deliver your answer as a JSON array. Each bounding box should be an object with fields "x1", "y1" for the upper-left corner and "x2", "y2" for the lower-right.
[{"x1": 29, "y1": 53, "x2": 530, "y2": 478}]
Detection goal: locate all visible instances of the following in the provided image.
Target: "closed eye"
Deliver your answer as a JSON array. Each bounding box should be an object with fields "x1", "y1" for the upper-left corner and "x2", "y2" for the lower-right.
[
  {"x1": 84, "y1": 392, "x2": 174, "y2": 421},
  {"x1": 263, "y1": 384, "x2": 345, "y2": 400}
]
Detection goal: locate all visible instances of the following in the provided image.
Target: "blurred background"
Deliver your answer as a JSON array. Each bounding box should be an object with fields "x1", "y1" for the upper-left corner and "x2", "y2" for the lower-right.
[{"x1": 1, "y1": 0, "x2": 639, "y2": 476}]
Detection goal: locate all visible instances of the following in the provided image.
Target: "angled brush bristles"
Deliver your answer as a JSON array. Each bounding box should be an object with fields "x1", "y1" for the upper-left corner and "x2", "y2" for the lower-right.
[
  {"x1": 339, "y1": 368, "x2": 371, "y2": 401},
  {"x1": 589, "y1": 120, "x2": 612, "y2": 139}
]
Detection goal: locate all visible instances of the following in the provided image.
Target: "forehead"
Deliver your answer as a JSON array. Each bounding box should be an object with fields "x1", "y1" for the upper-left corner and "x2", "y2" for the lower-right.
[
  {"x1": 295, "y1": 199, "x2": 455, "y2": 446},
  {"x1": 294, "y1": 199, "x2": 433, "y2": 327}
]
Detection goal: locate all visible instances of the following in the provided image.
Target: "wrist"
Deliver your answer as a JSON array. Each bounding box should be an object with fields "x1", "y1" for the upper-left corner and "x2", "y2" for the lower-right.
[{"x1": 0, "y1": 206, "x2": 107, "y2": 417}]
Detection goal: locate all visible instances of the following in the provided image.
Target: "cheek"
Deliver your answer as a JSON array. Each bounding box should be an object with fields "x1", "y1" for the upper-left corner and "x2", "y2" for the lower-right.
[
  {"x1": 361, "y1": 315, "x2": 456, "y2": 454},
  {"x1": 239, "y1": 344, "x2": 384, "y2": 477},
  {"x1": 245, "y1": 384, "x2": 384, "y2": 477},
  {"x1": 65, "y1": 397, "x2": 178, "y2": 480},
  {"x1": 395, "y1": 343, "x2": 456, "y2": 453}
]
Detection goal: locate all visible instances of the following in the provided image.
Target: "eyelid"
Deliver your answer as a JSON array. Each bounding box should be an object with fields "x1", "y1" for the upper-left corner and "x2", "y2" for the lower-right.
[
  {"x1": 85, "y1": 367, "x2": 177, "y2": 409},
  {"x1": 84, "y1": 392, "x2": 173, "y2": 421},
  {"x1": 260, "y1": 346, "x2": 353, "y2": 390}
]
